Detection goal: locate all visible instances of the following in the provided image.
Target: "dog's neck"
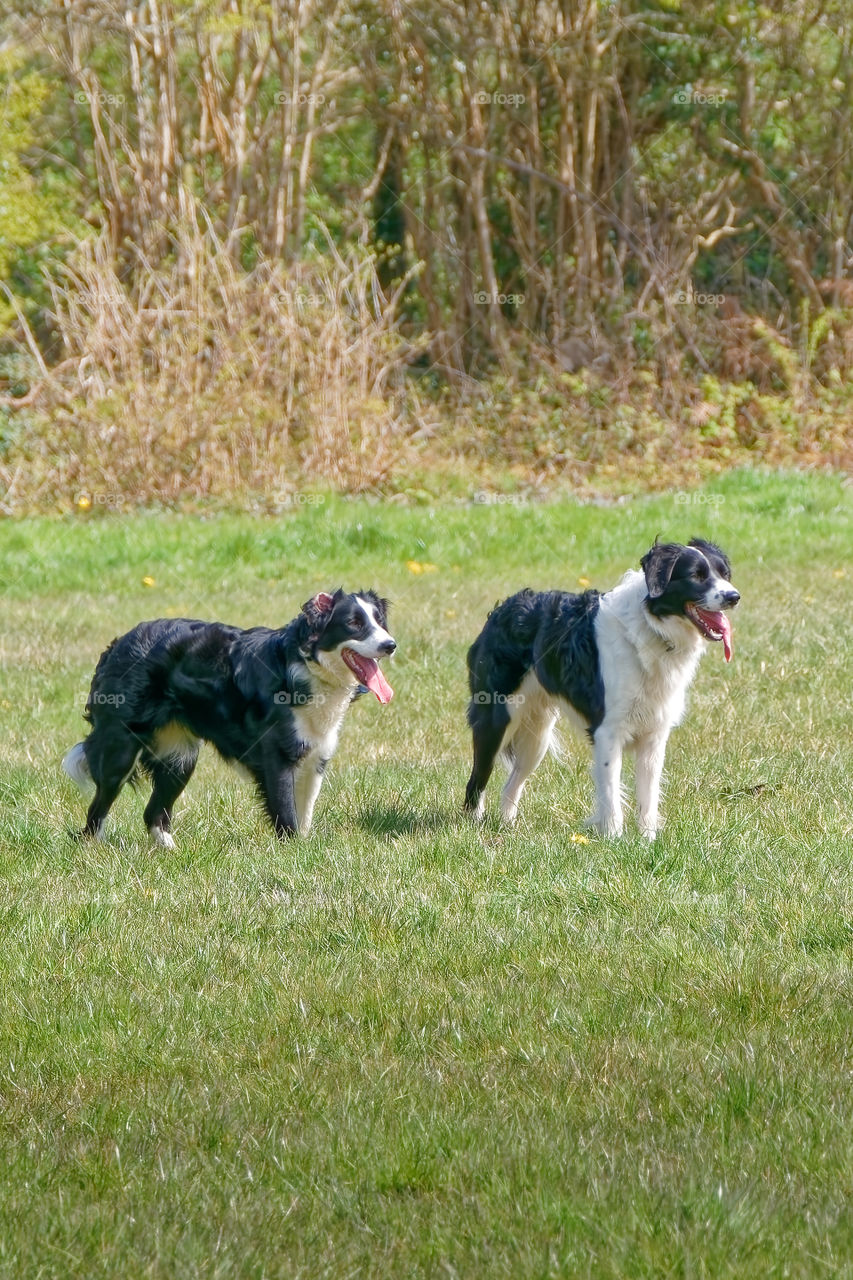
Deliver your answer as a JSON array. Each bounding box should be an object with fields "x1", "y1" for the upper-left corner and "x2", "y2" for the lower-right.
[{"x1": 606, "y1": 571, "x2": 705, "y2": 667}]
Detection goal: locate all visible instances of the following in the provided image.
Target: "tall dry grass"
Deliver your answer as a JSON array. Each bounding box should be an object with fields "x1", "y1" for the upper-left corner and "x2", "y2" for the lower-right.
[
  {"x1": 2, "y1": 214, "x2": 851, "y2": 515},
  {"x1": 7, "y1": 214, "x2": 429, "y2": 509}
]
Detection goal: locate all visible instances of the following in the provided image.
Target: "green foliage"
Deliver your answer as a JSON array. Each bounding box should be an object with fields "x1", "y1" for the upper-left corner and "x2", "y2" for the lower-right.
[
  {"x1": 0, "y1": 52, "x2": 67, "y2": 331},
  {"x1": 0, "y1": 2, "x2": 851, "y2": 493}
]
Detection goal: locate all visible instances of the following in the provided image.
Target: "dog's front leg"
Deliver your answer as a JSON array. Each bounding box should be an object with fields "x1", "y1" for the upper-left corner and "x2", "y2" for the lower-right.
[
  {"x1": 294, "y1": 757, "x2": 326, "y2": 835},
  {"x1": 588, "y1": 725, "x2": 624, "y2": 837},
  {"x1": 634, "y1": 731, "x2": 669, "y2": 840},
  {"x1": 259, "y1": 759, "x2": 299, "y2": 837}
]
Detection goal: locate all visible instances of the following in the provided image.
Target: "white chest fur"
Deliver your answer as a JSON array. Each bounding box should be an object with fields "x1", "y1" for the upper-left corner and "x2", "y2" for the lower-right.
[
  {"x1": 290, "y1": 682, "x2": 354, "y2": 761},
  {"x1": 595, "y1": 572, "x2": 704, "y2": 737}
]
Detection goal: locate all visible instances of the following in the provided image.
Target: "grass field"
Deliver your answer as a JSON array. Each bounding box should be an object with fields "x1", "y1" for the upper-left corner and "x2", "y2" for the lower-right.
[{"x1": 1, "y1": 468, "x2": 852, "y2": 1278}]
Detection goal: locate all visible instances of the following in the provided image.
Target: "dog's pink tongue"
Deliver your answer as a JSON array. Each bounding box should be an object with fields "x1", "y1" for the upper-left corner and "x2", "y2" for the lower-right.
[
  {"x1": 718, "y1": 612, "x2": 733, "y2": 663},
  {"x1": 363, "y1": 660, "x2": 394, "y2": 703}
]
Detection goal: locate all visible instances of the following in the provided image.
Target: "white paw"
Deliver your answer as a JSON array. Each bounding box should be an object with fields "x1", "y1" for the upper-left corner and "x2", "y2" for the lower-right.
[
  {"x1": 150, "y1": 828, "x2": 176, "y2": 850},
  {"x1": 584, "y1": 814, "x2": 623, "y2": 838}
]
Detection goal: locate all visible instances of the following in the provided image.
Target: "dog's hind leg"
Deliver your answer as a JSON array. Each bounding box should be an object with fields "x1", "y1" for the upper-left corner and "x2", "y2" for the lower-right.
[
  {"x1": 499, "y1": 711, "x2": 555, "y2": 824},
  {"x1": 143, "y1": 749, "x2": 199, "y2": 849},
  {"x1": 634, "y1": 730, "x2": 669, "y2": 840},
  {"x1": 464, "y1": 712, "x2": 509, "y2": 821},
  {"x1": 80, "y1": 735, "x2": 142, "y2": 840}
]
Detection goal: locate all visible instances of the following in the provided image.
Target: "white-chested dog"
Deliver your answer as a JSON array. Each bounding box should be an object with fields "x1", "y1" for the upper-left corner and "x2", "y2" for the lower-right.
[{"x1": 464, "y1": 540, "x2": 739, "y2": 838}]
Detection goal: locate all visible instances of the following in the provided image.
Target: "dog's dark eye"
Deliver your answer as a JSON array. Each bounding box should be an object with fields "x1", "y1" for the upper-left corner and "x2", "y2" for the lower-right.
[
  {"x1": 350, "y1": 612, "x2": 367, "y2": 632},
  {"x1": 694, "y1": 564, "x2": 709, "y2": 580}
]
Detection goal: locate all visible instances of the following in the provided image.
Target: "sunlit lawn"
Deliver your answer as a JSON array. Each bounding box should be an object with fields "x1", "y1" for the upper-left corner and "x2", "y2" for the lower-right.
[{"x1": 1, "y1": 469, "x2": 851, "y2": 1278}]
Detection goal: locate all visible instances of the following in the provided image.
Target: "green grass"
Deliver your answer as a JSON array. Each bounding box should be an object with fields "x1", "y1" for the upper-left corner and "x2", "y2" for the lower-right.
[{"x1": 1, "y1": 468, "x2": 852, "y2": 1278}]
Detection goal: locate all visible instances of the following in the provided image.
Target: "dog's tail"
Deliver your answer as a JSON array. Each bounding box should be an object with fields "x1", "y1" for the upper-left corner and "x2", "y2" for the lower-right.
[{"x1": 62, "y1": 741, "x2": 93, "y2": 792}]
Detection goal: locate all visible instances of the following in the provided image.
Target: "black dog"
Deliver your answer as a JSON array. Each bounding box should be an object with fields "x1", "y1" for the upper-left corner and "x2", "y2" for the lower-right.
[{"x1": 63, "y1": 590, "x2": 395, "y2": 843}]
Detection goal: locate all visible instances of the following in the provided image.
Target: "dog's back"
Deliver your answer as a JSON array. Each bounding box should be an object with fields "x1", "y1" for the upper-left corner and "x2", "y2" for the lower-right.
[
  {"x1": 84, "y1": 618, "x2": 234, "y2": 727},
  {"x1": 467, "y1": 587, "x2": 604, "y2": 728},
  {"x1": 467, "y1": 589, "x2": 543, "y2": 720},
  {"x1": 464, "y1": 587, "x2": 606, "y2": 822}
]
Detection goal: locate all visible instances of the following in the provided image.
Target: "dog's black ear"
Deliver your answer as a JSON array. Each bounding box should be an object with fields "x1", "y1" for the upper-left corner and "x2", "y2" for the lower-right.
[
  {"x1": 302, "y1": 589, "x2": 341, "y2": 628},
  {"x1": 298, "y1": 588, "x2": 342, "y2": 660},
  {"x1": 641, "y1": 543, "x2": 683, "y2": 599},
  {"x1": 689, "y1": 538, "x2": 732, "y2": 581},
  {"x1": 362, "y1": 590, "x2": 391, "y2": 628}
]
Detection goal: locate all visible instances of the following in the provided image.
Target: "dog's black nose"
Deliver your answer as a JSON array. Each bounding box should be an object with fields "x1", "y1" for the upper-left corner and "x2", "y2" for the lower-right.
[
  {"x1": 722, "y1": 589, "x2": 740, "y2": 607},
  {"x1": 379, "y1": 638, "x2": 397, "y2": 656}
]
